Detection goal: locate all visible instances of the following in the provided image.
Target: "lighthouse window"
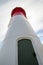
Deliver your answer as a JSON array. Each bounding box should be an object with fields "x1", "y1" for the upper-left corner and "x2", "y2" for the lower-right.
[{"x1": 18, "y1": 39, "x2": 39, "y2": 65}]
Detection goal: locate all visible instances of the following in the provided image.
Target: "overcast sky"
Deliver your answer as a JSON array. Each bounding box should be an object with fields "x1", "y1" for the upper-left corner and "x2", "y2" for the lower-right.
[{"x1": 0, "y1": 0, "x2": 43, "y2": 48}]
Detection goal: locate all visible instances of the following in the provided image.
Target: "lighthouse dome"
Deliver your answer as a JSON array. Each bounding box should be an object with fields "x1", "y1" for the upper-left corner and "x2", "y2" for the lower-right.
[{"x1": 11, "y1": 7, "x2": 26, "y2": 17}]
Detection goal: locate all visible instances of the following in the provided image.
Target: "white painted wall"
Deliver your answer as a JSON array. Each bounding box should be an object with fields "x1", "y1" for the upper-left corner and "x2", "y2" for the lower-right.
[{"x1": 0, "y1": 15, "x2": 43, "y2": 65}]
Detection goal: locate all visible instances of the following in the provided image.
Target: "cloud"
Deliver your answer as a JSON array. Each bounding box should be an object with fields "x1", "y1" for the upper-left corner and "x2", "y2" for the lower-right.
[
  {"x1": 0, "y1": 0, "x2": 10, "y2": 6},
  {"x1": 37, "y1": 29, "x2": 43, "y2": 34},
  {"x1": 0, "y1": 41, "x2": 3, "y2": 49},
  {"x1": 0, "y1": 0, "x2": 43, "y2": 6},
  {"x1": 36, "y1": 29, "x2": 43, "y2": 44}
]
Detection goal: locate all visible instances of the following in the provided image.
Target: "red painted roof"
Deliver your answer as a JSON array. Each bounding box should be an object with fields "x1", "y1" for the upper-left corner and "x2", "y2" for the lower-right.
[{"x1": 11, "y1": 7, "x2": 26, "y2": 17}]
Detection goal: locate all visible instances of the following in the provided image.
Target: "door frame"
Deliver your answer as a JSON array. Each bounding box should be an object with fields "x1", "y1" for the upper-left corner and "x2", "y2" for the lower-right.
[
  {"x1": 16, "y1": 35, "x2": 39, "y2": 64},
  {"x1": 16, "y1": 36, "x2": 34, "y2": 49}
]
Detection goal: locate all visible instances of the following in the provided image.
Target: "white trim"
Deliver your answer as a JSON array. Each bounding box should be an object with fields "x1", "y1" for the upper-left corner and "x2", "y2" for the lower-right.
[{"x1": 16, "y1": 35, "x2": 41, "y2": 65}]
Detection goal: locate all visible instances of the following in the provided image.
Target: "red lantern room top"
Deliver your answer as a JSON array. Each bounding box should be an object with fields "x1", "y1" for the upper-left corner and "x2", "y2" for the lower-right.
[{"x1": 11, "y1": 7, "x2": 26, "y2": 17}]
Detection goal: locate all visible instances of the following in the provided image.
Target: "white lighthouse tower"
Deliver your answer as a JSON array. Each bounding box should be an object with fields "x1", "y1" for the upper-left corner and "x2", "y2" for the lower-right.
[{"x1": 0, "y1": 7, "x2": 43, "y2": 65}]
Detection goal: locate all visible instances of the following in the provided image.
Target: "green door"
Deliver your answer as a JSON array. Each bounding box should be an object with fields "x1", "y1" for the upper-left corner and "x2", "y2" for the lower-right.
[{"x1": 18, "y1": 39, "x2": 39, "y2": 65}]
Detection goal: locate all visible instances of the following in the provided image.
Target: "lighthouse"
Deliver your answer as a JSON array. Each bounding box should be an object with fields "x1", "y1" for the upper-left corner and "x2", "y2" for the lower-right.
[{"x1": 0, "y1": 7, "x2": 43, "y2": 65}]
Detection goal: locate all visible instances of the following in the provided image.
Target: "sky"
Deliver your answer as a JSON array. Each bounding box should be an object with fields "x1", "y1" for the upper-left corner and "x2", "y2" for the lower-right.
[{"x1": 0, "y1": 0, "x2": 43, "y2": 48}]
